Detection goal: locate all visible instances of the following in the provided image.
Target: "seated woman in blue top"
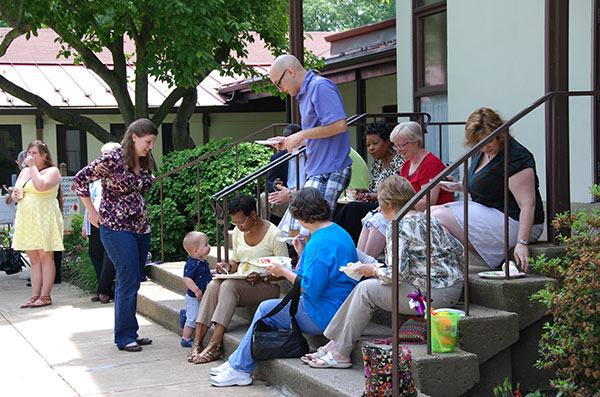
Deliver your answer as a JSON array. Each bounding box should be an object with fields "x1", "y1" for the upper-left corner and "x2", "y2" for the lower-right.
[{"x1": 208, "y1": 187, "x2": 359, "y2": 387}]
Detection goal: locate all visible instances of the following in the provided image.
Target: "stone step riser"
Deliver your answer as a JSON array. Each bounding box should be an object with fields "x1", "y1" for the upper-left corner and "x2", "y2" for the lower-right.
[{"x1": 137, "y1": 280, "x2": 480, "y2": 396}]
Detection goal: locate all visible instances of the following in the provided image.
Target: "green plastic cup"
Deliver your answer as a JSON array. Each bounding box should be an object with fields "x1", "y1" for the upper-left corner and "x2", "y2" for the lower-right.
[{"x1": 431, "y1": 312, "x2": 460, "y2": 353}]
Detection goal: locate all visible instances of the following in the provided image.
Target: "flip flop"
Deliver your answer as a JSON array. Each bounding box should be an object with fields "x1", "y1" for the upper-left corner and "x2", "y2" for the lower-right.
[
  {"x1": 307, "y1": 351, "x2": 352, "y2": 369},
  {"x1": 300, "y1": 347, "x2": 326, "y2": 364}
]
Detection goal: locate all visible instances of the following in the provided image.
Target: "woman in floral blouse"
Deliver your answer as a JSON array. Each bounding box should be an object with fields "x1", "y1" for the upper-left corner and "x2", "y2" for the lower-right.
[
  {"x1": 333, "y1": 121, "x2": 403, "y2": 245},
  {"x1": 75, "y1": 118, "x2": 158, "y2": 352},
  {"x1": 304, "y1": 175, "x2": 464, "y2": 368}
]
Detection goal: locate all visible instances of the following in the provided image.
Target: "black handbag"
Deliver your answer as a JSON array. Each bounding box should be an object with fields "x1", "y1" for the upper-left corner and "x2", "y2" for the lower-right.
[
  {"x1": 0, "y1": 248, "x2": 26, "y2": 275},
  {"x1": 251, "y1": 276, "x2": 309, "y2": 360}
]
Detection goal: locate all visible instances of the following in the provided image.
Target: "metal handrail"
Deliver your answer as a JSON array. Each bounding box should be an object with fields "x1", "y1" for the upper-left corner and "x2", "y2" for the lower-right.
[
  {"x1": 209, "y1": 147, "x2": 307, "y2": 263},
  {"x1": 389, "y1": 90, "x2": 600, "y2": 395},
  {"x1": 154, "y1": 122, "x2": 288, "y2": 262},
  {"x1": 208, "y1": 112, "x2": 432, "y2": 262}
]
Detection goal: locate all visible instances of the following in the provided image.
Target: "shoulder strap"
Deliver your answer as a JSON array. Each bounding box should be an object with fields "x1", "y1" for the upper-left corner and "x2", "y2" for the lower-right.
[{"x1": 260, "y1": 276, "x2": 302, "y2": 320}]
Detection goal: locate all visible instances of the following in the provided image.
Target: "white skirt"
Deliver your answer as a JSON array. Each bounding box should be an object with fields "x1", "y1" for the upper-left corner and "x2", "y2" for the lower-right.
[{"x1": 445, "y1": 201, "x2": 543, "y2": 269}]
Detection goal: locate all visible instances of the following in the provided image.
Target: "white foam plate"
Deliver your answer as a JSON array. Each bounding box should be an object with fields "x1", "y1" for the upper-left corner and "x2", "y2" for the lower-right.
[
  {"x1": 478, "y1": 271, "x2": 526, "y2": 279},
  {"x1": 213, "y1": 274, "x2": 247, "y2": 279},
  {"x1": 254, "y1": 139, "x2": 277, "y2": 145},
  {"x1": 249, "y1": 256, "x2": 292, "y2": 268}
]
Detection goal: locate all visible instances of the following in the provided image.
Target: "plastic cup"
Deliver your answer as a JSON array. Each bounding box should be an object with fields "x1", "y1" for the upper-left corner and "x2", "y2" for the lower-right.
[
  {"x1": 345, "y1": 189, "x2": 357, "y2": 201},
  {"x1": 13, "y1": 187, "x2": 23, "y2": 199},
  {"x1": 431, "y1": 312, "x2": 460, "y2": 353}
]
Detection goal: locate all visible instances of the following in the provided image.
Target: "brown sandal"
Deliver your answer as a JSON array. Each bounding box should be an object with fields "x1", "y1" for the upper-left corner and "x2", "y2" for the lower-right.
[
  {"x1": 193, "y1": 341, "x2": 223, "y2": 364},
  {"x1": 187, "y1": 339, "x2": 204, "y2": 362},
  {"x1": 20, "y1": 296, "x2": 40, "y2": 309},
  {"x1": 29, "y1": 296, "x2": 52, "y2": 308}
]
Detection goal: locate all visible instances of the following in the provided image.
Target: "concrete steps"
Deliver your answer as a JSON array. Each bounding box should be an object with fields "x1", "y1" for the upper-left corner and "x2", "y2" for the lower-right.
[
  {"x1": 136, "y1": 241, "x2": 560, "y2": 395},
  {"x1": 137, "y1": 276, "x2": 478, "y2": 396}
]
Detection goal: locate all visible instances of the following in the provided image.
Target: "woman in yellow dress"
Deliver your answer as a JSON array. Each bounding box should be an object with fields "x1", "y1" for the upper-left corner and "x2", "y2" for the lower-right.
[{"x1": 12, "y1": 140, "x2": 63, "y2": 308}]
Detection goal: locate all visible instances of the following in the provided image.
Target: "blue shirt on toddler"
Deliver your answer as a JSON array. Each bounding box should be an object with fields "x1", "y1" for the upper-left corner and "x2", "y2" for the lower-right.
[{"x1": 183, "y1": 256, "x2": 212, "y2": 298}]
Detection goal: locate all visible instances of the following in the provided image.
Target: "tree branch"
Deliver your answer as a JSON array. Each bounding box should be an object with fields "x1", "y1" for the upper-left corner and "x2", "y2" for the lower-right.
[
  {"x1": 42, "y1": 19, "x2": 135, "y2": 124},
  {"x1": 173, "y1": 87, "x2": 197, "y2": 150},
  {"x1": 150, "y1": 87, "x2": 187, "y2": 126},
  {"x1": 0, "y1": 27, "x2": 27, "y2": 57}
]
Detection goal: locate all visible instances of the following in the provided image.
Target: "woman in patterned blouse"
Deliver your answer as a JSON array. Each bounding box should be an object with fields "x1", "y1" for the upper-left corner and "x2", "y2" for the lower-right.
[
  {"x1": 333, "y1": 121, "x2": 403, "y2": 245},
  {"x1": 304, "y1": 175, "x2": 464, "y2": 368},
  {"x1": 75, "y1": 118, "x2": 158, "y2": 352}
]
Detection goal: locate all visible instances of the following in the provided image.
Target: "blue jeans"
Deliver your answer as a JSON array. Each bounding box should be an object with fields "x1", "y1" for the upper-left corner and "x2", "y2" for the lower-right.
[
  {"x1": 100, "y1": 225, "x2": 150, "y2": 349},
  {"x1": 228, "y1": 296, "x2": 323, "y2": 373}
]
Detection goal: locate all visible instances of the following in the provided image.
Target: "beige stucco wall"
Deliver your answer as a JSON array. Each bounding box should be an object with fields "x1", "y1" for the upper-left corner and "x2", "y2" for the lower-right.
[{"x1": 396, "y1": 0, "x2": 595, "y2": 203}]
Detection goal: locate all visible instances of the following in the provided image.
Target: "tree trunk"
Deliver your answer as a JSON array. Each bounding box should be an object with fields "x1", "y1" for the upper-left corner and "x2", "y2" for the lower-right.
[{"x1": 172, "y1": 87, "x2": 197, "y2": 150}]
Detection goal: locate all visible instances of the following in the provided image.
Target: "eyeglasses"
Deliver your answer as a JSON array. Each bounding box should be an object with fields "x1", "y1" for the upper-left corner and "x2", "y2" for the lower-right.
[
  {"x1": 393, "y1": 141, "x2": 411, "y2": 152},
  {"x1": 232, "y1": 214, "x2": 250, "y2": 227},
  {"x1": 274, "y1": 69, "x2": 288, "y2": 89}
]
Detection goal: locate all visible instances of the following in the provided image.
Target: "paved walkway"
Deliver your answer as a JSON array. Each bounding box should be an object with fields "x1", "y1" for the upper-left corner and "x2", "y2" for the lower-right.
[{"x1": 0, "y1": 271, "x2": 289, "y2": 397}]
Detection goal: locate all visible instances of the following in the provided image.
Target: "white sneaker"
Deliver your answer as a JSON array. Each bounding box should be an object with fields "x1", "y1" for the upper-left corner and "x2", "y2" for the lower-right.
[
  {"x1": 209, "y1": 361, "x2": 231, "y2": 376},
  {"x1": 209, "y1": 366, "x2": 253, "y2": 387}
]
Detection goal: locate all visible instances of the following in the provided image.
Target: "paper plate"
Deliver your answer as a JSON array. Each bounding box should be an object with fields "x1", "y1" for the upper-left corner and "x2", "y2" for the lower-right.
[
  {"x1": 213, "y1": 274, "x2": 248, "y2": 279},
  {"x1": 249, "y1": 256, "x2": 292, "y2": 268},
  {"x1": 254, "y1": 139, "x2": 277, "y2": 145},
  {"x1": 477, "y1": 271, "x2": 526, "y2": 279}
]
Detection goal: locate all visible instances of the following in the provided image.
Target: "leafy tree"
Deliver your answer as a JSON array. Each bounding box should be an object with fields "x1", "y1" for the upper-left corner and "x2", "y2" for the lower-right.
[
  {"x1": 303, "y1": 0, "x2": 395, "y2": 32},
  {"x1": 0, "y1": 0, "x2": 288, "y2": 149}
]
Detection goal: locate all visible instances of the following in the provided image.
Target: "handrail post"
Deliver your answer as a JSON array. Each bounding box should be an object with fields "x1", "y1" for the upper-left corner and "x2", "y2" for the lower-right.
[
  {"x1": 463, "y1": 162, "x2": 469, "y2": 316},
  {"x1": 504, "y1": 133, "x2": 510, "y2": 279},
  {"x1": 160, "y1": 178, "x2": 164, "y2": 264},
  {"x1": 223, "y1": 197, "x2": 230, "y2": 263},
  {"x1": 426, "y1": 192, "x2": 432, "y2": 355},
  {"x1": 235, "y1": 145, "x2": 239, "y2": 181},
  {"x1": 391, "y1": 217, "x2": 399, "y2": 397},
  {"x1": 197, "y1": 164, "x2": 201, "y2": 229}
]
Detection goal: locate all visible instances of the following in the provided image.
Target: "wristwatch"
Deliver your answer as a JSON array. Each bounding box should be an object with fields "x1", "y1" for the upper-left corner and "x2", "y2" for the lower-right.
[
  {"x1": 263, "y1": 276, "x2": 268, "y2": 282},
  {"x1": 288, "y1": 189, "x2": 293, "y2": 198},
  {"x1": 517, "y1": 239, "x2": 529, "y2": 246}
]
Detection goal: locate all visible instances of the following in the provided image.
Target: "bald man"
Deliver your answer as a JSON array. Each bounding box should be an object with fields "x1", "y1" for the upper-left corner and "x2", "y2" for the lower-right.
[{"x1": 267, "y1": 54, "x2": 352, "y2": 238}]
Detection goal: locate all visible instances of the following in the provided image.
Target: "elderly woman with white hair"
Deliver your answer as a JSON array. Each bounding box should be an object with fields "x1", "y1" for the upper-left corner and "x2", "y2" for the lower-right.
[
  {"x1": 357, "y1": 121, "x2": 452, "y2": 258},
  {"x1": 83, "y1": 142, "x2": 122, "y2": 304}
]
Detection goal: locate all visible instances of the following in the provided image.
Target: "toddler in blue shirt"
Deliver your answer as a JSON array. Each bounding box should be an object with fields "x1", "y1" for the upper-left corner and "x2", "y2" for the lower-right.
[{"x1": 180, "y1": 231, "x2": 212, "y2": 347}]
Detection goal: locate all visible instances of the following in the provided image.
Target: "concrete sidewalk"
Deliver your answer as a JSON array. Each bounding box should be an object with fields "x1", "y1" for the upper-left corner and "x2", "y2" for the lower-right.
[{"x1": 0, "y1": 271, "x2": 290, "y2": 397}]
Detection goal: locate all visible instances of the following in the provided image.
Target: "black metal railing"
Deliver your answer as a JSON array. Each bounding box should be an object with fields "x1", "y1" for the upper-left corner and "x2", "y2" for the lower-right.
[
  {"x1": 388, "y1": 90, "x2": 600, "y2": 396},
  {"x1": 153, "y1": 123, "x2": 289, "y2": 262},
  {"x1": 208, "y1": 112, "x2": 433, "y2": 262}
]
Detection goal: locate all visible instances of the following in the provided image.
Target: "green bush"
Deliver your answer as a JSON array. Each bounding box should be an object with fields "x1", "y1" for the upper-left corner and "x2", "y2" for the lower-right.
[
  {"x1": 62, "y1": 214, "x2": 97, "y2": 293},
  {"x1": 530, "y1": 185, "x2": 600, "y2": 396},
  {"x1": 146, "y1": 138, "x2": 272, "y2": 262}
]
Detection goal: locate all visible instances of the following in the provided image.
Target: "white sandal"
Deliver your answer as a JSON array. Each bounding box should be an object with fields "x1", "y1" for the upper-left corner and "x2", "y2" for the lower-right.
[
  {"x1": 300, "y1": 346, "x2": 326, "y2": 364},
  {"x1": 307, "y1": 351, "x2": 352, "y2": 369}
]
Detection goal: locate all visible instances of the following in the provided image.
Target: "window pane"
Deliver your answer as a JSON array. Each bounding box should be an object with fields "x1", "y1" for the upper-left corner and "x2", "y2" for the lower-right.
[
  {"x1": 423, "y1": 11, "x2": 447, "y2": 86},
  {"x1": 65, "y1": 129, "x2": 81, "y2": 175},
  {"x1": 420, "y1": 94, "x2": 448, "y2": 163},
  {"x1": 417, "y1": 0, "x2": 444, "y2": 7}
]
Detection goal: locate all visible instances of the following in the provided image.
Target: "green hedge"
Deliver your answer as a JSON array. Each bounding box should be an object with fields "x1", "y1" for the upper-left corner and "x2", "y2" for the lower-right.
[{"x1": 146, "y1": 138, "x2": 272, "y2": 262}]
